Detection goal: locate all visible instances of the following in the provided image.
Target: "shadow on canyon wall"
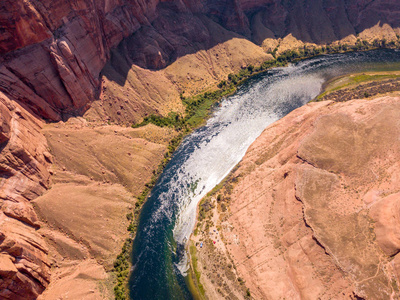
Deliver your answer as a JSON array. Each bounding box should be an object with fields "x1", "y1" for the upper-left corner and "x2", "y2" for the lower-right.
[
  {"x1": 1, "y1": 0, "x2": 400, "y2": 123},
  {"x1": 103, "y1": 0, "x2": 400, "y2": 87}
]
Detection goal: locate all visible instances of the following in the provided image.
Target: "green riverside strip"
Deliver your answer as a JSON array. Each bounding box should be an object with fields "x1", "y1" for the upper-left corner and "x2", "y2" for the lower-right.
[{"x1": 112, "y1": 39, "x2": 400, "y2": 300}]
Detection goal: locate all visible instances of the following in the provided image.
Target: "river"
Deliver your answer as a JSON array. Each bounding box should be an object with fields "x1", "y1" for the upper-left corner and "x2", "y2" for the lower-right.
[{"x1": 129, "y1": 49, "x2": 400, "y2": 299}]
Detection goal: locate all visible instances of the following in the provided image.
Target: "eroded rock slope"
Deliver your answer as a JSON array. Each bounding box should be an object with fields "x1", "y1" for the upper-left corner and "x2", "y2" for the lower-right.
[
  {"x1": 0, "y1": 92, "x2": 51, "y2": 299},
  {"x1": 1, "y1": 0, "x2": 400, "y2": 121},
  {"x1": 210, "y1": 96, "x2": 400, "y2": 299}
]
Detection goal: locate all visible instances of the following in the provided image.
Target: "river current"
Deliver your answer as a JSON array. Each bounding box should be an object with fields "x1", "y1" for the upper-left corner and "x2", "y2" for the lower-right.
[{"x1": 129, "y1": 49, "x2": 400, "y2": 299}]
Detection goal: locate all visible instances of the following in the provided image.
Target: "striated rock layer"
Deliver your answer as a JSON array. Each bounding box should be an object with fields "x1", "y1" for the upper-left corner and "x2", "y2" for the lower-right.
[
  {"x1": 0, "y1": 91, "x2": 51, "y2": 299},
  {"x1": 1, "y1": 0, "x2": 400, "y2": 121},
  {"x1": 209, "y1": 95, "x2": 400, "y2": 299}
]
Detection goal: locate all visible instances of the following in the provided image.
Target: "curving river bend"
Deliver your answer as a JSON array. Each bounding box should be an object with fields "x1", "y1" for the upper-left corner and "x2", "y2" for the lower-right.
[{"x1": 129, "y1": 49, "x2": 400, "y2": 299}]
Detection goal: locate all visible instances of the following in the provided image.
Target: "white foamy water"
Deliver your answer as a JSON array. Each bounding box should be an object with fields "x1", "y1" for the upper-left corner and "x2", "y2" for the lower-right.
[
  {"x1": 169, "y1": 70, "x2": 326, "y2": 272},
  {"x1": 130, "y1": 51, "x2": 400, "y2": 296}
]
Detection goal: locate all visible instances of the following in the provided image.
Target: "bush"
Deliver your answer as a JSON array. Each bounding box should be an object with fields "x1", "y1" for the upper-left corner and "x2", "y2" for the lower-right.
[
  {"x1": 217, "y1": 80, "x2": 226, "y2": 88},
  {"x1": 246, "y1": 288, "x2": 251, "y2": 297}
]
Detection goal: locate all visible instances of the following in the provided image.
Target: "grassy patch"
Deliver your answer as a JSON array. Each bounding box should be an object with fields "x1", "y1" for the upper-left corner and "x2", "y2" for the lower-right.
[
  {"x1": 189, "y1": 244, "x2": 206, "y2": 298},
  {"x1": 132, "y1": 112, "x2": 186, "y2": 130},
  {"x1": 316, "y1": 73, "x2": 400, "y2": 100},
  {"x1": 351, "y1": 74, "x2": 400, "y2": 84},
  {"x1": 183, "y1": 88, "x2": 235, "y2": 128}
]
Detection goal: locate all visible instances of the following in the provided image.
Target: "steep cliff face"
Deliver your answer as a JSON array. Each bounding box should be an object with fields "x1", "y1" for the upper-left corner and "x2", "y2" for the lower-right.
[
  {"x1": 0, "y1": 0, "x2": 158, "y2": 121},
  {"x1": 0, "y1": 92, "x2": 51, "y2": 299},
  {"x1": 1, "y1": 0, "x2": 400, "y2": 122}
]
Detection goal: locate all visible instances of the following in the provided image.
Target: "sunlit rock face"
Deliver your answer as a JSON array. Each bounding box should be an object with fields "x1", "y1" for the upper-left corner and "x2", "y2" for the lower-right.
[
  {"x1": 221, "y1": 96, "x2": 400, "y2": 299},
  {"x1": 0, "y1": 91, "x2": 51, "y2": 300}
]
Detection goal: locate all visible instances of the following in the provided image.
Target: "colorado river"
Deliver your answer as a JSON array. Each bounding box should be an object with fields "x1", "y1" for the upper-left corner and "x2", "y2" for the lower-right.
[{"x1": 129, "y1": 49, "x2": 400, "y2": 299}]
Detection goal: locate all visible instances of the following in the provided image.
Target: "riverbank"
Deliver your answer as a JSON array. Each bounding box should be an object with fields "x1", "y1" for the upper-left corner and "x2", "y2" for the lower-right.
[
  {"x1": 191, "y1": 92, "x2": 400, "y2": 299},
  {"x1": 314, "y1": 70, "x2": 400, "y2": 102},
  {"x1": 33, "y1": 121, "x2": 178, "y2": 300},
  {"x1": 117, "y1": 46, "x2": 400, "y2": 299},
  {"x1": 188, "y1": 178, "x2": 249, "y2": 299},
  {"x1": 185, "y1": 53, "x2": 400, "y2": 299}
]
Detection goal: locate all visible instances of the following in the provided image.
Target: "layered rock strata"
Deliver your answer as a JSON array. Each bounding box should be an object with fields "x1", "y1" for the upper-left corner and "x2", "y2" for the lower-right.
[
  {"x1": 0, "y1": 92, "x2": 51, "y2": 299},
  {"x1": 1, "y1": 0, "x2": 400, "y2": 122}
]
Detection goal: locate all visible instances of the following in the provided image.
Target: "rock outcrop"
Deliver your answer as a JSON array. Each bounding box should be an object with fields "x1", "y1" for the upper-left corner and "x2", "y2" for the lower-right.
[
  {"x1": 0, "y1": 91, "x2": 51, "y2": 299},
  {"x1": 208, "y1": 96, "x2": 400, "y2": 299}
]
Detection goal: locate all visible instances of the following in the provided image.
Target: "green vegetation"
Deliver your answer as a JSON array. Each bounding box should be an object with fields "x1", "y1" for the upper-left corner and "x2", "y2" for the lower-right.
[
  {"x1": 115, "y1": 37, "x2": 400, "y2": 300},
  {"x1": 246, "y1": 288, "x2": 251, "y2": 298},
  {"x1": 131, "y1": 112, "x2": 185, "y2": 129},
  {"x1": 112, "y1": 131, "x2": 186, "y2": 300},
  {"x1": 113, "y1": 237, "x2": 132, "y2": 300},
  {"x1": 268, "y1": 37, "x2": 400, "y2": 65},
  {"x1": 198, "y1": 197, "x2": 214, "y2": 222},
  {"x1": 133, "y1": 38, "x2": 400, "y2": 134},
  {"x1": 349, "y1": 74, "x2": 400, "y2": 84},
  {"x1": 189, "y1": 244, "x2": 206, "y2": 298},
  {"x1": 132, "y1": 89, "x2": 236, "y2": 132},
  {"x1": 316, "y1": 73, "x2": 400, "y2": 100}
]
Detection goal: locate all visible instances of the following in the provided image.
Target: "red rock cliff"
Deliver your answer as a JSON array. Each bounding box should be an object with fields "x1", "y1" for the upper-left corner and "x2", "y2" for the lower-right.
[
  {"x1": 1, "y1": 0, "x2": 400, "y2": 121},
  {"x1": 0, "y1": 92, "x2": 51, "y2": 299}
]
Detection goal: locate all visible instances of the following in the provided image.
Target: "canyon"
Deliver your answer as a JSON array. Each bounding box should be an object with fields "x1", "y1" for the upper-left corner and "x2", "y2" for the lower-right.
[{"x1": 1, "y1": 0, "x2": 400, "y2": 299}]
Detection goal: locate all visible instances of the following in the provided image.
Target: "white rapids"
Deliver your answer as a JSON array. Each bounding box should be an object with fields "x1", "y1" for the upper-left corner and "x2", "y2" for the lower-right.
[
  {"x1": 171, "y1": 68, "x2": 325, "y2": 273},
  {"x1": 167, "y1": 51, "x2": 399, "y2": 273},
  {"x1": 130, "y1": 50, "x2": 400, "y2": 299}
]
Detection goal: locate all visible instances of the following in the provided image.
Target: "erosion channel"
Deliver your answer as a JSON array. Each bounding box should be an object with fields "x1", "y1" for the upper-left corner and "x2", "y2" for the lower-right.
[{"x1": 129, "y1": 49, "x2": 400, "y2": 299}]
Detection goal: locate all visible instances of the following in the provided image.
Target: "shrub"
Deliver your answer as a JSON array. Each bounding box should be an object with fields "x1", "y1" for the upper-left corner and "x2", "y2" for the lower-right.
[{"x1": 246, "y1": 289, "x2": 251, "y2": 297}]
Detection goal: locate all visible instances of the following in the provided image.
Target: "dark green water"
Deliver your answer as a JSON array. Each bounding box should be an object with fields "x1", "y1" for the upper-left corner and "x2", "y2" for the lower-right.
[{"x1": 129, "y1": 49, "x2": 400, "y2": 299}]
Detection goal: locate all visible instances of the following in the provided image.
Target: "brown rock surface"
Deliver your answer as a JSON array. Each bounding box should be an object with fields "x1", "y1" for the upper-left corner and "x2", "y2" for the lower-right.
[
  {"x1": 1, "y1": 0, "x2": 400, "y2": 122},
  {"x1": 0, "y1": 91, "x2": 51, "y2": 300},
  {"x1": 199, "y1": 95, "x2": 400, "y2": 299},
  {"x1": 370, "y1": 192, "x2": 400, "y2": 257}
]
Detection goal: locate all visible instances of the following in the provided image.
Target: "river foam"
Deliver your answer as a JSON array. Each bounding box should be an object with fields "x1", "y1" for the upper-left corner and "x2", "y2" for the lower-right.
[
  {"x1": 171, "y1": 67, "x2": 325, "y2": 273},
  {"x1": 130, "y1": 50, "x2": 400, "y2": 299}
]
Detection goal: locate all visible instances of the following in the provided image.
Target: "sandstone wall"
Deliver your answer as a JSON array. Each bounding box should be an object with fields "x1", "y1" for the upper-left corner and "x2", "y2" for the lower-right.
[
  {"x1": 0, "y1": 92, "x2": 51, "y2": 299},
  {"x1": 1, "y1": 0, "x2": 400, "y2": 122}
]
